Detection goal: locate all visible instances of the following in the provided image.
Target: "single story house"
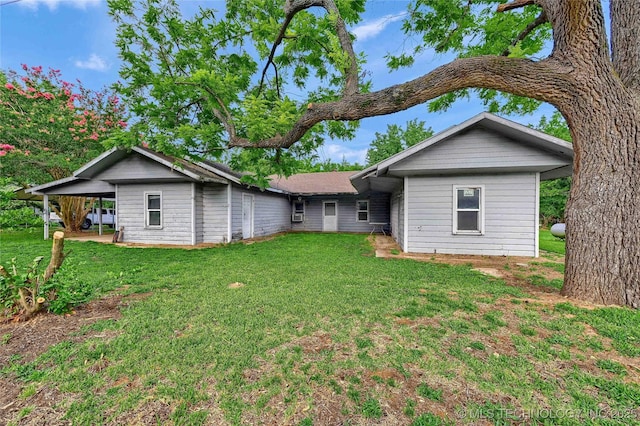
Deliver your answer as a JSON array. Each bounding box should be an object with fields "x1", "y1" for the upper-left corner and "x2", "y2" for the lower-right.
[
  {"x1": 27, "y1": 146, "x2": 389, "y2": 245},
  {"x1": 351, "y1": 112, "x2": 573, "y2": 256},
  {"x1": 28, "y1": 112, "x2": 573, "y2": 256}
]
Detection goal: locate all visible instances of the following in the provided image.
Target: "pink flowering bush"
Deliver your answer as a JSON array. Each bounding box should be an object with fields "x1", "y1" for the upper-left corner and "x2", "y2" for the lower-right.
[{"x1": 1, "y1": 65, "x2": 128, "y2": 231}]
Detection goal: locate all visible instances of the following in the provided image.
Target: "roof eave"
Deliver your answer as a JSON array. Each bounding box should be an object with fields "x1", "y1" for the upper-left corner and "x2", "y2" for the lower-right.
[{"x1": 26, "y1": 176, "x2": 81, "y2": 194}]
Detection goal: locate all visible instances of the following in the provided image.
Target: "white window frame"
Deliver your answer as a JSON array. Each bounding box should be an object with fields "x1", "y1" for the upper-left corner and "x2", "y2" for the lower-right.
[
  {"x1": 356, "y1": 199, "x2": 369, "y2": 222},
  {"x1": 145, "y1": 191, "x2": 163, "y2": 229},
  {"x1": 452, "y1": 185, "x2": 484, "y2": 235},
  {"x1": 291, "y1": 199, "x2": 305, "y2": 222},
  {"x1": 292, "y1": 200, "x2": 305, "y2": 215}
]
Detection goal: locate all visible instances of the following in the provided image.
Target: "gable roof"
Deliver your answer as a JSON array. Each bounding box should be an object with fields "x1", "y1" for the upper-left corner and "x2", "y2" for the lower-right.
[
  {"x1": 74, "y1": 146, "x2": 229, "y2": 184},
  {"x1": 27, "y1": 146, "x2": 231, "y2": 196},
  {"x1": 269, "y1": 171, "x2": 358, "y2": 195},
  {"x1": 351, "y1": 112, "x2": 574, "y2": 191}
]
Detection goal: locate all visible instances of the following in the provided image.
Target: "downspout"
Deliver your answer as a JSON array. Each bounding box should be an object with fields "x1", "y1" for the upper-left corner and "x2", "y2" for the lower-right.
[
  {"x1": 43, "y1": 194, "x2": 49, "y2": 240},
  {"x1": 534, "y1": 172, "x2": 540, "y2": 257},
  {"x1": 403, "y1": 176, "x2": 409, "y2": 252},
  {"x1": 191, "y1": 182, "x2": 197, "y2": 245},
  {"x1": 115, "y1": 184, "x2": 118, "y2": 230},
  {"x1": 227, "y1": 184, "x2": 232, "y2": 243}
]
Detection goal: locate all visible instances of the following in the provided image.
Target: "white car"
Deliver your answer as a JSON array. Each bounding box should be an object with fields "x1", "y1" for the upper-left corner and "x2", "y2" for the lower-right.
[
  {"x1": 85, "y1": 208, "x2": 116, "y2": 229},
  {"x1": 50, "y1": 207, "x2": 116, "y2": 229}
]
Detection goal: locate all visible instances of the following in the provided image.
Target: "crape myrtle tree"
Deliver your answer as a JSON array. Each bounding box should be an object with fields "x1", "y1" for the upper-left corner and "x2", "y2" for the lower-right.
[
  {"x1": 108, "y1": 0, "x2": 639, "y2": 308},
  {"x1": 0, "y1": 66, "x2": 127, "y2": 231}
]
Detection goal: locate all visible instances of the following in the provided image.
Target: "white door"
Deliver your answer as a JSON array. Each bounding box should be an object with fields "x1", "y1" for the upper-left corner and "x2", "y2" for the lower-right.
[
  {"x1": 242, "y1": 194, "x2": 254, "y2": 239},
  {"x1": 323, "y1": 201, "x2": 338, "y2": 232}
]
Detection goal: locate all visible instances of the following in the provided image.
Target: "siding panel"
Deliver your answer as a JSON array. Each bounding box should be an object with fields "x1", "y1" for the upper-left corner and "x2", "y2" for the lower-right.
[
  {"x1": 117, "y1": 183, "x2": 194, "y2": 245},
  {"x1": 290, "y1": 192, "x2": 390, "y2": 233},
  {"x1": 94, "y1": 152, "x2": 191, "y2": 181},
  {"x1": 202, "y1": 184, "x2": 228, "y2": 243},
  {"x1": 195, "y1": 185, "x2": 203, "y2": 243},
  {"x1": 390, "y1": 128, "x2": 567, "y2": 173},
  {"x1": 253, "y1": 191, "x2": 291, "y2": 237},
  {"x1": 406, "y1": 173, "x2": 537, "y2": 256},
  {"x1": 231, "y1": 186, "x2": 291, "y2": 240}
]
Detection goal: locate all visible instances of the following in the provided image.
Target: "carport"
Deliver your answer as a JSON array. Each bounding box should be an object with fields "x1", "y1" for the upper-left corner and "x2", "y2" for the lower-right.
[{"x1": 26, "y1": 177, "x2": 116, "y2": 240}]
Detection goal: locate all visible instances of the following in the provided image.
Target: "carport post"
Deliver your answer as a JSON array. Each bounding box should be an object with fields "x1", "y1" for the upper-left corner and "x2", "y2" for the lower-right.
[
  {"x1": 43, "y1": 194, "x2": 49, "y2": 240},
  {"x1": 98, "y1": 197, "x2": 103, "y2": 236}
]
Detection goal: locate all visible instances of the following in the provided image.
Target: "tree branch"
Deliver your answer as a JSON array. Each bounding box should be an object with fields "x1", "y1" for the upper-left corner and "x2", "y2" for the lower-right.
[
  {"x1": 610, "y1": 0, "x2": 640, "y2": 91},
  {"x1": 230, "y1": 55, "x2": 573, "y2": 148},
  {"x1": 260, "y1": 0, "x2": 359, "y2": 96},
  {"x1": 434, "y1": 0, "x2": 472, "y2": 53},
  {"x1": 501, "y1": 12, "x2": 548, "y2": 56},
  {"x1": 497, "y1": 0, "x2": 534, "y2": 13}
]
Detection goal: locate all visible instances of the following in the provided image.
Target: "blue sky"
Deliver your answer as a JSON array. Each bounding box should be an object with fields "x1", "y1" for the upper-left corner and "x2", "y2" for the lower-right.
[{"x1": 1, "y1": 0, "x2": 555, "y2": 164}]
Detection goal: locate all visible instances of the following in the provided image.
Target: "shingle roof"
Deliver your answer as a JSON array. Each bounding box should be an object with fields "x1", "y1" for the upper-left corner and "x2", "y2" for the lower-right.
[
  {"x1": 199, "y1": 159, "x2": 245, "y2": 180},
  {"x1": 135, "y1": 147, "x2": 230, "y2": 183},
  {"x1": 269, "y1": 171, "x2": 359, "y2": 195}
]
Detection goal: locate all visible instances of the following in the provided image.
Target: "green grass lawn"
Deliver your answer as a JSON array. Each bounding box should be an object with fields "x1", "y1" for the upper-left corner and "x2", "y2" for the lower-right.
[
  {"x1": 1, "y1": 230, "x2": 639, "y2": 425},
  {"x1": 539, "y1": 228, "x2": 566, "y2": 254}
]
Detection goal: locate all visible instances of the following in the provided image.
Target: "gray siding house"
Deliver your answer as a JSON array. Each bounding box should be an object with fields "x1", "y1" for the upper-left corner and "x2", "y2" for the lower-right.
[
  {"x1": 269, "y1": 172, "x2": 390, "y2": 233},
  {"x1": 351, "y1": 112, "x2": 573, "y2": 257},
  {"x1": 29, "y1": 147, "x2": 292, "y2": 245},
  {"x1": 29, "y1": 113, "x2": 573, "y2": 257}
]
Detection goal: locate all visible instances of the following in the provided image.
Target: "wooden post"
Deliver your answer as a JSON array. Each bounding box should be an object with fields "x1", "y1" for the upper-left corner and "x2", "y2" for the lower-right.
[
  {"x1": 43, "y1": 231, "x2": 66, "y2": 282},
  {"x1": 98, "y1": 197, "x2": 103, "y2": 236}
]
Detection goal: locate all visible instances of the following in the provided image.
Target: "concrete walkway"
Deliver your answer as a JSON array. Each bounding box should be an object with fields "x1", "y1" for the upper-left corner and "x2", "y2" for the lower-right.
[{"x1": 65, "y1": 233, "x2": 114, "y2": 243}]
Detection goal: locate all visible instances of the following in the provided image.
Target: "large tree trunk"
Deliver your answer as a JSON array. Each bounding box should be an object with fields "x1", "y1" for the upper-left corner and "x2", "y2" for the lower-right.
[{"x1": 562, "y1": 101, "x2": 640, "y2": 308}]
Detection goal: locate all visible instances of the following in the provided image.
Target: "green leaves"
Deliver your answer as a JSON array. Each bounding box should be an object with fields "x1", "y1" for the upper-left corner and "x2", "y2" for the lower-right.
[
  {"x1": 108, "y1": 0, "x2": 558, "y2": 179},
  {"x1": 0, "y1": 66, "x2": 127, "y2": 186},
  {"x1": 389, "y1": 0, "x2": 551, "y2": 115},
  {"x1": 108, "y1": 0, "x2": 371, "y2": 176},
  {"x1": 366, "y1": 119, "x2": 433, "y2": 165}
]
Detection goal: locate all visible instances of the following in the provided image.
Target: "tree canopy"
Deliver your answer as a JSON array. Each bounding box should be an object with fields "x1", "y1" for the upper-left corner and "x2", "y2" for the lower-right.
[
  {"x1": 0, "y1": 65, "x2": 126, "y2": 183},
  {"x1": 0, "y1": 65, "x2": 127, "y2": 231},
  {"x1": 366, "y1": 119, "x2": 433, "y2": 166},
  {"x1": 108, "y1": 0, "x2": 640, "y2": 308}
]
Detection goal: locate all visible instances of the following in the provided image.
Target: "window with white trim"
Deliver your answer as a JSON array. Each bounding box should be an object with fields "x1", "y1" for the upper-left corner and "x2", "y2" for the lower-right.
[
  {"x1": 356, "y1": 200, "x2": 369, "y2": 222},
  {"x1": 292, "y1": 200, "x2": 305, "y2": 222},
  {"x1": 453, "y1": 186, "x2": 483, "y2": 234},
  {"x1": 293, "y1": 200, "x2": 305, "y2": 215},
  {"x1": 145, "y1": 192, "x2": 162, "y2": 228}
]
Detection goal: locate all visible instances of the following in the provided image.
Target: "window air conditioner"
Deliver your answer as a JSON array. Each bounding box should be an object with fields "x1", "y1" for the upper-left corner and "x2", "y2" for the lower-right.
[{"x1": 292, "y1": 213, "x2": 304, "y2": 222}]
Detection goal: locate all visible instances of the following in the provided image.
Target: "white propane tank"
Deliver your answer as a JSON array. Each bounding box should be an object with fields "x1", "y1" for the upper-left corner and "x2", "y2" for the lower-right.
[{"x1": 550, "y1": 223, "x2": 566, "y2": 239}]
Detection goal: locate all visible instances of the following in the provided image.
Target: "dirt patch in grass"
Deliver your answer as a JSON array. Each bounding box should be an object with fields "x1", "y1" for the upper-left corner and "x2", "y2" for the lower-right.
[
  {"x1": 0, "y1": 293, "x2": 147, "y2": 425},
  {"x1": 1, "y1": 235, "x2": 634, "y2": 425},
  {"x1": 370, "y1": 235, "x2": 603, "y2": 310}
]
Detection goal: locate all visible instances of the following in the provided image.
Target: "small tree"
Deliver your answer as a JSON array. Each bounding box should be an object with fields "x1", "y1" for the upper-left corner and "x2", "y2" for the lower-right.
[
  {"x1": 0, "y1": 66, "x2": 127, "y2": 231},
  {"x1": 0, "y1": 231, "x2": 67, "y2": 319},
  {"x1": 366, "y1": 119, "x2": 434, "y2": 166}
]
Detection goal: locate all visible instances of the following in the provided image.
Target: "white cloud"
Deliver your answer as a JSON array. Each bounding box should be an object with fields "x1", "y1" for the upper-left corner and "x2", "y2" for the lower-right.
[
  {"x1": 321, "y1": 144, "x2": 368, "y2": 165},
  {"x1": 351, "y1": 12, "x2": 407, "y2": 42},
  {"x1": 18, "y1": 0, "x2": 100, "y2": 11},
  {"x1": 74, "y1": 53, "x2": 108, "y2": 71}
]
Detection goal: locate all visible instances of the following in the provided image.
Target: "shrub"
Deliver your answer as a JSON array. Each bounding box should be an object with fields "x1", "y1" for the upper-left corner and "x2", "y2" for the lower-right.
[
  {"x1": 0, "y1": 256, "x2": 48, "y2": 316},
  {"x1": 0, "y1": 179, "x2": 44, "y2": 230},
  {"x1": 0, "y1": 232, "x2": 73, "y2": 318}
]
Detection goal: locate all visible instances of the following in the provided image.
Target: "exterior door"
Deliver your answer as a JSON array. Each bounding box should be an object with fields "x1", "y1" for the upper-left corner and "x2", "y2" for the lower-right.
[
  {"x1": 323, "y1": 201, "x2": 338, "y2": 232},
  {"x1": 242, "y1": 194, "x2": 254, "y2": 239}
]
